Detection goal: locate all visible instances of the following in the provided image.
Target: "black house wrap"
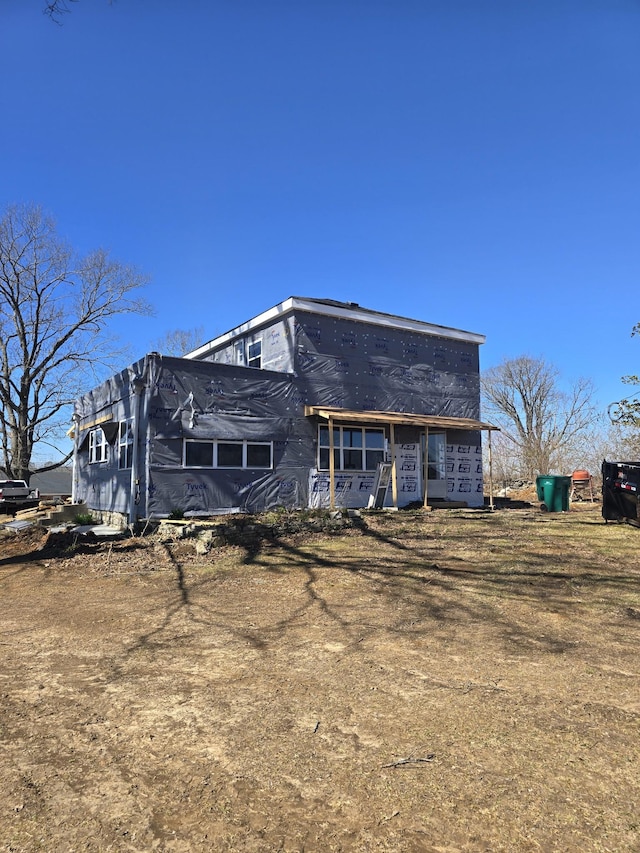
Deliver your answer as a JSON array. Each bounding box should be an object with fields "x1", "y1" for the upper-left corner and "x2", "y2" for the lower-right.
[{"x1": 72, "y1": 297, "x2": 498, "y2": 524}]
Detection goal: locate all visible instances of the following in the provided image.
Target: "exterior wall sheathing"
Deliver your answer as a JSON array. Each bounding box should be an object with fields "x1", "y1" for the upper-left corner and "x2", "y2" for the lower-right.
[{"x1": 74, "y1": 305, "x2": 486, "y2": 519}]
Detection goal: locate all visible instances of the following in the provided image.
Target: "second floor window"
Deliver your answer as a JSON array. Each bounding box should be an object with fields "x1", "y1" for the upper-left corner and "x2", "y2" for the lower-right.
[
  {"x1": 234, "y1": 338, "x2": 262, "y2": 368},
  {"x1": 247, "y1": 340, "x2": 262, "y2": 368}
]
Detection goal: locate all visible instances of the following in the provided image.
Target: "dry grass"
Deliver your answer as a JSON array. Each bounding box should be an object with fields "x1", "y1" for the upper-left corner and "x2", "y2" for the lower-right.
[{"x1": 1, "y1": 503, "x2": 639, "y2": 852}]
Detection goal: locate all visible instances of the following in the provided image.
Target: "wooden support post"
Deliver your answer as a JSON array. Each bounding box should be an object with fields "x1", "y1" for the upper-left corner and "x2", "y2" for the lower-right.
[
  {"x1": 329, "y1": 417, "x2": 336, "y2": 510},
  {"x1": 389, "y1": 422, "x2": 398, "y2": 510},
  {"x1": 423, "y1": 427, "x2": 429, "y2": 509},
  {"x1": 487, "y1": 429, "x2": 495, "y2": 511}
]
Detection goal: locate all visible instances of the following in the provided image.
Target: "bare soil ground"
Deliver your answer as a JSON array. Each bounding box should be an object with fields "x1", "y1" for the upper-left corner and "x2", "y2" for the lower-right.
[{"x1": 2, "y1": 500, "x2": 640, "y2": 852}]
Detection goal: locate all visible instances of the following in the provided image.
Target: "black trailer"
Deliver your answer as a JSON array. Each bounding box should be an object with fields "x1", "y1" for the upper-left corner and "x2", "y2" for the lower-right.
[{"x1": 602, "y1": 460, "x2": 640, "y2": 526}]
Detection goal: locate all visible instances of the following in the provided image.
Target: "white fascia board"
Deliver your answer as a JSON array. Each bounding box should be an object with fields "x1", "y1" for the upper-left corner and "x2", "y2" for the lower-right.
[
  {"x1": 184, "y1": 296, "x2": 484, "y2": 360},
  {"x1": 184, "y1": 298, "x2": 296, "y2": 359}
]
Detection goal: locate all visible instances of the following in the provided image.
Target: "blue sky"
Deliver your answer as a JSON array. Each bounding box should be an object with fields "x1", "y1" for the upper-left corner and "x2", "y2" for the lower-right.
[{"x1": 2, "y1": 0, "x2": 640, "y2": 419}]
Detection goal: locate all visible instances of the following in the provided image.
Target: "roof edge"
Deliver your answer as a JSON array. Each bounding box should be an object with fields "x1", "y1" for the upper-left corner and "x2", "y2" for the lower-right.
[
  {"x1": 305, "y1": 405, "x2": 500, "y2": 432},
  {"x1": 184, "y1": 296, "x2": 485, "y2": 360}
]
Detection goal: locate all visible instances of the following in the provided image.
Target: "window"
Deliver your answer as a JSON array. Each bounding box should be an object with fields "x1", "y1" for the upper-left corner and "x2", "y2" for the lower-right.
[
  {"x1": 89, "y1": 427, "x2": 108, "y2": 464},
  {"x1": 217, "y1": 442, "x2": 243, "y2": 468},
  {"x1": 318, "y1": 426, "x2": 385, "y2": 471},
  {"x1": 184, "y1": 439, "x2": 273, "y2": 469},
  {"x1": 185, "y1": 441, "x2": 214, "y2": 468},
  {"x1": 246, "y1": 442, "x2": 271, "y2": 467},
  {"x1": 247, "y1": 339, "x2": 262, "y2": 368},
  {"x1": 118, "y1": 420, "x2": 134, "y2": 470},
  {"x1": 234, "y1": 338, "x2": 261, "y2": 368}
]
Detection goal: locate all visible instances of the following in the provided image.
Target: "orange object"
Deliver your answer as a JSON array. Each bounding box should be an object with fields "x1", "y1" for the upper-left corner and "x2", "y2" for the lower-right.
[{"x1": 570, "y1": 470, "x2": 595, "y2": 502}]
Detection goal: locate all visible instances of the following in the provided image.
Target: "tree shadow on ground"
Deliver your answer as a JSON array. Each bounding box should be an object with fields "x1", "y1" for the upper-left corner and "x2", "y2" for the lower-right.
[
  {"x1": 3, "y1": 510, "x2": 639, "y2": 672},
  {"x1": 112, "y1": 511, "x2": 640, "y2": 669}
]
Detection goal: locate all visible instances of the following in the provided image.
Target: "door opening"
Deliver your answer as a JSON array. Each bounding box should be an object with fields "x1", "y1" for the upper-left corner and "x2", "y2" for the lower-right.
[{"x1": 423, "y1": 432, "x2": 447, "y2": 501}]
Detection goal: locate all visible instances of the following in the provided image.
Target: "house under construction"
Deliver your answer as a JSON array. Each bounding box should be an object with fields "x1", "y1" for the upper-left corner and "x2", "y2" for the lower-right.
[{"x1": 72, "y1": 297, "x2": 498, "y2": 525}]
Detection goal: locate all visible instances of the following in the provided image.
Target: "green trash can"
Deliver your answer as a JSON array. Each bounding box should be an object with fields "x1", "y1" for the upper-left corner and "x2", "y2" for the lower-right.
[{"x1": 536, "y1": 475, "x2": 571, "y2": 512}]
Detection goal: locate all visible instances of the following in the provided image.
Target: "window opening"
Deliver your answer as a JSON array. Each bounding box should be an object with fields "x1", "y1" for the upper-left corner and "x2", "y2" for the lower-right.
[
  {"x1": 184, "y1": 439, "x2": 273, "y2": 469},
  {"x1": 89, "y1": 427, "x2": 108, "y2": 464},
  {"x1": 185, "y1": 441, "x2": 214, "y2": 468},
  {"x1": 217, "y1": 442, "x2": 243, "y2": 468},
  {"x1": 118, "y1": 420, "x2": 134, "y2": 470},
  {"x1": 318, "y1": 425, "x2": 385, "y2": 472},
  {"x1": 247, "y1": 339, "x2": 262, "y2": 369},
  {"x1": 247, "y1": 442, "x2": 272, "y2": 468}
]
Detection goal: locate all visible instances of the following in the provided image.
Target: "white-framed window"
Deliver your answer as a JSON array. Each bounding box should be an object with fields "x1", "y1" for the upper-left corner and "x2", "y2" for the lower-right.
[
  {"x1": 118, "y1": 419, "x2": 134, "y2": 470},
  {"x1": 89, "y1": 427, "x2": 108, "y2": 464},
  {"x1": 184, "y1": 439, "x2": 273, "y2": 469},
  {"x1": 318, "y1": 425, "x2": 385, "y2": 471},
  {"x1": 247, "y1": 339, "x2": 262, "y2": 369},
  {"x1": 235, "y1": 340, "x2": 245, "y2": 366}
]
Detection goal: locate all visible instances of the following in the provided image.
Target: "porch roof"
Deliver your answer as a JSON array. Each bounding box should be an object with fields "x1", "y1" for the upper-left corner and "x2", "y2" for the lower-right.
[{"x1": 304, "y1": 405, "x2": 500, "y2": 433}]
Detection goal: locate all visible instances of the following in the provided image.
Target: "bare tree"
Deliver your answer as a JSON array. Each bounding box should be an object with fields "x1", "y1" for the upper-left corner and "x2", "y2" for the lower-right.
[
  {"x1": 0, "y1": 203, "x2": 149, "y2": 483},
  {"x1": 482, "y1": 430, "x2": 523, "y2": 491},
  {"x1": 44, "y1": 1, "x2": 114, "y2": 24},
  {"x1": 44, "y1": 0, "x2": 78, "y2": 22},
  {"x1": 481, "y1": 356, "x2": 598, "y2": 479},
  {"x1": 607, "y1": 422, "x2": 640, "y2": 460},
  {"x1": 151, "y1": 327, "x2": 206, "y2": 357},
  {"x1": 608, "y1": 323, "x2": 640, "y2": 428}
]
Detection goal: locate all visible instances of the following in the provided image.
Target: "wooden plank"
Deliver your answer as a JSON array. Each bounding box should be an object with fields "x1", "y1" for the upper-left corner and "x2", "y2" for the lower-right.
[
  {"x1": 390, "y1": 423, "x2": 398, "y2": 510},
  {"x1": 304, "y1": 405, "x2": 499, "y2": 432},
  {"x1": 15, "y1": 507, "x2": 42, "y2": 518},
  {"x1": 329, "y1": 416, "x2": 335, "y2": 510},
  {"x1": 69, "y1": 411, "x2": 114, "y2": 438},
  {"x1": 487, "y1": 429, "x2": 494, "y2": 511},
  {"x1": 423, "y1": 427, "x2": 429, "y2": 509}
]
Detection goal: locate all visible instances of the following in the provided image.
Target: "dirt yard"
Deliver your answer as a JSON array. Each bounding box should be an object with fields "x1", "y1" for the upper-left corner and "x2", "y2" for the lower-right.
[{"x1": 2, "y1": 501, "x2": 640, "y2": 852}]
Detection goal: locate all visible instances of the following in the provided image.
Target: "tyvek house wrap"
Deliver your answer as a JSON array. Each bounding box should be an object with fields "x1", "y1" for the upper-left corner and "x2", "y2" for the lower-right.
[
  {"x1": 74, "y1": 354, "x2": 315, "y2": 516},
  {"x1": 204, "y1": 310, "x2": 482, "y2": 421},
  {"x1": 294, "y1": 316, "x2": 481, "y2": 419},
  {"x1": 74, "y1": 362, "x2": 141, "y2": 516},
  {"x1": 143, "y1": 355, "x2": 312, "y2": 516},
  {"x1": 74, "y1": 304, "x2": 486, "y2": 516}
]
